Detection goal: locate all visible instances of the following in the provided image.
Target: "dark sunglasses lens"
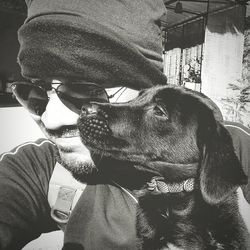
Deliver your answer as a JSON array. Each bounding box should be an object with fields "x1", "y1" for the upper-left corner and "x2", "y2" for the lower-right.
[
  {"x1": 12, "y1": 84, "x2": 48, "y2": 116},
  {"x1": 57, "y1": 84, "x2": 109, "y2": 113}
]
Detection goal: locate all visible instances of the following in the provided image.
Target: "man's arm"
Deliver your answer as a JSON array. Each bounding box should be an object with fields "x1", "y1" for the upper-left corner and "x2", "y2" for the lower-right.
[
  {"x1": 224, "y1": 121, "x2": 250, "y2": 232},
  {"x1": 224, "y1": 121, "x2": 250, "y2": 202},
  {"x1": 0, "y1": 139, "x2": 58, "y2": 249}
]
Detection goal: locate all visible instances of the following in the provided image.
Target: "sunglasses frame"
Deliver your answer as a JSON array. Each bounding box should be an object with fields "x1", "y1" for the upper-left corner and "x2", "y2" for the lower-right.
[{"x1": 11, "y1": 81, "x2": 111, "y2": 115}]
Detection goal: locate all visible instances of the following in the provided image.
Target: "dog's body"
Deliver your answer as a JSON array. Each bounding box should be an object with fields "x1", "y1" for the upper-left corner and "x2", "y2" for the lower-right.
[{"x1": 78, "y1": 85, "x2": 249, "y2": 249}]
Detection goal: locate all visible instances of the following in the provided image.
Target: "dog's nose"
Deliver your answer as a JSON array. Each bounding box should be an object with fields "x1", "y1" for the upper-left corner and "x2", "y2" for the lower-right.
[
  {"x1": 81, "y1": 103, "x2": 109, "y2": 121},
  {"x1": 78, "y1": 103, "x2": 111, "y2": 143},
  {"x1": 81, "y1": 104, "x2": 98, "y2": 116}
]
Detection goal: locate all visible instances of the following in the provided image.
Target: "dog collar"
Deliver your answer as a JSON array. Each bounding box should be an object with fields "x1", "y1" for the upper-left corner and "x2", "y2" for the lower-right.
[{"x1": 147, "y1": 177, "x2": 195, "y2": 193}]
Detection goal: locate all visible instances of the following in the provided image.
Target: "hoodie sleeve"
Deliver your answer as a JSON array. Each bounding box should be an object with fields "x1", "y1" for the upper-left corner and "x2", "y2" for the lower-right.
[
  {"x1": 0, "y1": 139, "x2": 58, "y2": 249},
  {"x1": 225, "y1": 121, "x2": 250, "y2": 204}
]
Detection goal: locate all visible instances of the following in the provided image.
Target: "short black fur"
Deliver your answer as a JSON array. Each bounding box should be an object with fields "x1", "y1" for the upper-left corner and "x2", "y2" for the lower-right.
[{"x1": 78, "y1": 85, "x2": 249, "y2": 250}]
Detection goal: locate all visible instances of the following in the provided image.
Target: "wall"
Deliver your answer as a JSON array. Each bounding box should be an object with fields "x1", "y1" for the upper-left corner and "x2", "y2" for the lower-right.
[
  {"x1": 0, "y1": 106, "x2": 44, "y2": 153},
  {"x1": 0, "y1": 107, "x2": 64, "y2": 249}
]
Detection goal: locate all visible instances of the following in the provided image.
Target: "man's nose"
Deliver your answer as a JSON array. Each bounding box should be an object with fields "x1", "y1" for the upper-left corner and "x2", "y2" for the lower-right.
[{"x1": 41, "y1": 93, "x2": 78, "y2": 130}]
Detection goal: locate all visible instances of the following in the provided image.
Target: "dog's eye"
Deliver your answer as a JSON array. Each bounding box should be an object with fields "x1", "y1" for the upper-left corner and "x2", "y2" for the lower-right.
[{"x1": 153, "y1": 105, "x2": 168, "y2": 118}]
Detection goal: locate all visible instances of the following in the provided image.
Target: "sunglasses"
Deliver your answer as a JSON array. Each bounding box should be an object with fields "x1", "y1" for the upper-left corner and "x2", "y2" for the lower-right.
[{"x1": 11, "y1": 81, "x2": 115, "y2": 116}]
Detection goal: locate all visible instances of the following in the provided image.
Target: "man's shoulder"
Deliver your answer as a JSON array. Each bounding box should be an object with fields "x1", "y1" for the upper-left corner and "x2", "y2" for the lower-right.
[
  {"x1": 223, "y1": 121, "x2": 250, "y2": 160},
  {"x1": 0, "y1": 138, "x2": 57, "y2": 196},
  {"x1": 224, "y1": 121, "x2": 250, "y2": 204},
  {"x1": 224, "y1": 121, "x2": 250, "y2": 148},
  {"x1": 0, "y1": 138, "x2": 58, "y2": 176},
  {"x1": 0, "y1": 138, "x2": 56, "y2": 162},
  {"x1": 224, "y1": 121, "x2": 250, "y2": 139}
]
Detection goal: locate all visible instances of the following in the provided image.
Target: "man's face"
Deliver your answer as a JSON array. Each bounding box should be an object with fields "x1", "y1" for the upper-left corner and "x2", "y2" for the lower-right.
[{"x1": 29, "y1": 79, "x2": 139, "y2": 176}]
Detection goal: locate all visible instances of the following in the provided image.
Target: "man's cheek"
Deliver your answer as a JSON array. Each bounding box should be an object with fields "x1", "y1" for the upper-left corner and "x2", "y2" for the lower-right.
[{"x1": 30, "y1": 113, "x2": 42, "y2": 122}]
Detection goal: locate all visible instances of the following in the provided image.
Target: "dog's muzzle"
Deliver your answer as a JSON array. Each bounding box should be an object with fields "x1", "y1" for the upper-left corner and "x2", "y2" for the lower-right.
[{"x1": 78, "y1": 105, "x2": 111, "y2": 143}]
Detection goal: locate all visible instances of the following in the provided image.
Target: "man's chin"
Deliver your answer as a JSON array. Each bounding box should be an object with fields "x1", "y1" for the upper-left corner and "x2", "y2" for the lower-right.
[{"x1": 57, "y1": 149, "x2": 98, "y2": 179}]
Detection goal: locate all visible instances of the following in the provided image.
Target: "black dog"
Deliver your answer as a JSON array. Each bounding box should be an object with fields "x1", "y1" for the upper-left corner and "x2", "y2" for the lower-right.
[{"x1": 78, "y1": 85, "x2": 249, "y2": 249}]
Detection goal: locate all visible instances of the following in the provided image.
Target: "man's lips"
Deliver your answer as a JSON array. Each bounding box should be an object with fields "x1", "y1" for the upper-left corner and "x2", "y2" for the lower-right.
[
  {"x1": 46, "y1": 125, "x2": 79, "y2": 137},
  {"x1": 54, "y1": 136, "x2": 91, "y2": 153},
  {"x1": 54, "y1": 136, "x2": 81, "y2": 146}
]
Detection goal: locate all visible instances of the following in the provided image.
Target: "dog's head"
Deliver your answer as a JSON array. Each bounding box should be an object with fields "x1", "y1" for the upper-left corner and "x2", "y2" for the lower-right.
[{"x1": 78, "y1": 85, "x2": 247, "y2": 204}]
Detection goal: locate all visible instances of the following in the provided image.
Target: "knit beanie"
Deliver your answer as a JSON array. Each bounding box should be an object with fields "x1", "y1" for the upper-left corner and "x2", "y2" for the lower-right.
[{"x1": 17, "y1": 0, "x2": 167, "y2": 89}]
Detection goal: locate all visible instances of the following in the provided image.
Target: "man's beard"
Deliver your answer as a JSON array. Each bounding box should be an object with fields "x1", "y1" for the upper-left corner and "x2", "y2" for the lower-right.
[
  {"x1": 58, "y1": 150, "x2": 96, "y2": 175},
  {"x1": 55, "y1": 146, "x2": 104, "y2": 182},
  {"x1": 36, "y1": 121, "x2": 101, "y2": 179}
]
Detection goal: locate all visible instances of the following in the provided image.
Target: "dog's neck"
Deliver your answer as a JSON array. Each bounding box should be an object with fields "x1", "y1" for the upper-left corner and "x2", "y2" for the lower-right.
[
  {"x1": 138, "y1": 161, "x2": 199, "y2": 182},
  {"x1": 144, "y1": 176, "x2": 196, "y2": 221},
  {"x1": 135, "y1": 174, "x2": 201, "y2": 249}
]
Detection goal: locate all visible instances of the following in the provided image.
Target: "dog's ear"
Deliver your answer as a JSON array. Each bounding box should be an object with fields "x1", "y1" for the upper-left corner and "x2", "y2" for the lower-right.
[{"x1": 198, "y1": 108, "x2": 247, "y2": 204}]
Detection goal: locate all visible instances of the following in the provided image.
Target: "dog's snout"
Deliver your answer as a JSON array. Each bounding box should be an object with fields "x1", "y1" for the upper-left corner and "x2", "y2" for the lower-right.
[
  {"x1": 81, "y1": 105, "x2": 98, "y2": 116},
  {"x1": 78, "y1": 103, "x2": 112, "y2": 143},
  {"x1": 81, "y1": 103, "x2": 109, "y2": 118}
]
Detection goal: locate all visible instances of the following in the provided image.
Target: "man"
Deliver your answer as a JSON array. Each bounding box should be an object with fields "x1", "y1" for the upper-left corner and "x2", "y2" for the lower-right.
[
  {"x1": 0, "y1": 0, "x2": 168, "y2": 249},
  {"x1": 0, "y1": 1, "x2": 249, "y2": 250}
]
